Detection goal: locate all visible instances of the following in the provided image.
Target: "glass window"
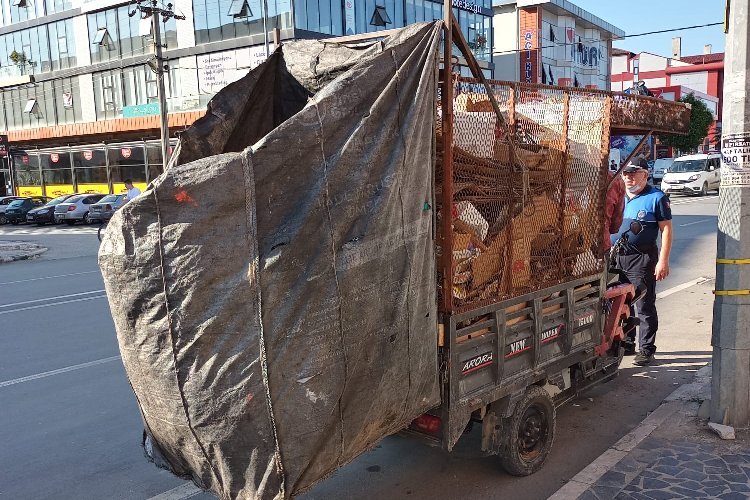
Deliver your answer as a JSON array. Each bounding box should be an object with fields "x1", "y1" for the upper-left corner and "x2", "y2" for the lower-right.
[
  {"x1": 108, "y1": 145, "x2": 147, "y2": 183},
  {"x1": 75, "y1": 167, "x2": 108, "y2": 184},
  {"x1": 294, "y1": 0, "x2": 307, "y2": 29},
  {"x1": 14, "y1": 154, "x2": 41, "y2": 186},
  {"x1": 44, "y1": 0, "x2": 74, "y2": 14}
]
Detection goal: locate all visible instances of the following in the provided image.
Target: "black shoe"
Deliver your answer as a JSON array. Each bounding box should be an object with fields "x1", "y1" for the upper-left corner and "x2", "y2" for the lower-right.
[
  {"x1": 623, "y1": 341, "x2": 636, "y2": 356},
  {"x1": 634, "y1": 351, "x2": 654, "y2": 366}
]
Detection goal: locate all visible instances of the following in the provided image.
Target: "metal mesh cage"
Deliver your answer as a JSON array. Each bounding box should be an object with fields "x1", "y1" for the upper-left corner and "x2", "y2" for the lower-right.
[{"x1": 437, "y1": 77, "x2": 612, "y2": 313}]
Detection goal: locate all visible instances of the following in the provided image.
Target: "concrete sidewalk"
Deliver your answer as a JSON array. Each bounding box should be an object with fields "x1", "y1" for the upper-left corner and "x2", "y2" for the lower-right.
[
  {"x1": 0, "y1": 240, "x2": 47, "y2": 263},
  {"x1": 550, "y1": 364, "x2": 750, "y2": 500}
]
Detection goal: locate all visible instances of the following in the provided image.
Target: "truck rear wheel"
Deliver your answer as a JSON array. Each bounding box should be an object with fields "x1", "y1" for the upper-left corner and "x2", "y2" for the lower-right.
[{"x1": 499, "y1": 385, "x2": 555, "y2": 476}]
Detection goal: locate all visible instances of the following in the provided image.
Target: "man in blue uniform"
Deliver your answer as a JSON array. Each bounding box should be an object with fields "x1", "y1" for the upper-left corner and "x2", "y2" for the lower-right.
[{"x1": 611, "y1": 161, "x2": 673, "y2": 366}]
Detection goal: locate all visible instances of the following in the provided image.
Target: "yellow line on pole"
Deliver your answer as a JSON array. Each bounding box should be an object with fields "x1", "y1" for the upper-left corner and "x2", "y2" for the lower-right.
[
  {"x1": 713, "y1": 290, "x2": 750, "y2": 296},
  {"x1": 716, "y1": 258, "x2": 750, "y2": 264}
]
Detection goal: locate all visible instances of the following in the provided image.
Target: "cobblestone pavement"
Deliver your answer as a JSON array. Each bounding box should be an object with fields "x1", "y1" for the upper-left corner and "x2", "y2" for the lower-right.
[{"x1": 574, "y1": 368, "x2": 750, "y2": 500}]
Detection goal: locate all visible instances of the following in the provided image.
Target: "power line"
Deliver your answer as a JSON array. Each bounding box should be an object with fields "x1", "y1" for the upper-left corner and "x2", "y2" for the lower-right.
[{"x1": 493, "y1": 21, "x2": 725, "y2": 56}]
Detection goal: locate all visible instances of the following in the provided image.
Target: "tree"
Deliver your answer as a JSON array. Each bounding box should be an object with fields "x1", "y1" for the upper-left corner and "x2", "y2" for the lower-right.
[{"x1": 659, "y1": 93, "x2": 714, "y2": 154}]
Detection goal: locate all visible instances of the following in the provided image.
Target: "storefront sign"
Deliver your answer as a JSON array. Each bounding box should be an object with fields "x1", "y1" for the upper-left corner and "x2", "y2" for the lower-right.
[
  {"x1": 721, "y1": 133, "x2": 750, "y2": 186},
  {"x1": 198, "y1": 52, "x2": 238, "y2": 94},
  {"x1": 50, "y1": 153, "x2": 60, "y2": 163},
  {"x1": 345, "y1": 0, "x2": 356, "y2": 35},
  {"x1": 0, "y1": 134, "x2": 8, "y2": 157},
  {"x1": 83, "y1": 150, "x2": 93, "y2": 161},
  {"x1": 123, "y1": 103, "x2": 160, "y2": 118},
  {"x1": 566, "y1": 27, "x2": 603, "y2": 68},
  {"x1": 451, "y1": 0, "x2": 480, "y2": 14},
  {"x1": 121, "y1": 148, "x2": 132, "y2": 159}
]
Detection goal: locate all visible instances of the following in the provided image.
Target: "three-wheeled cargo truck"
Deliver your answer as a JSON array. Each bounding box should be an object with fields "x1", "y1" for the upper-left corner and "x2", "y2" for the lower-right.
[
  {"x1": 99, "y1": 16, "x2": 692, "y2": 499},
  {"x1": 391, "y1": 16, "x2": 691, "y2": 476}
]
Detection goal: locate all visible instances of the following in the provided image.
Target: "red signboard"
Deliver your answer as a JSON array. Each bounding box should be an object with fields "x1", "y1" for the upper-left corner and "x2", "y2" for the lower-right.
[
  {"x1": 83, "y1": 150, "x2": 93, "y2": 161},
  {"x1": 121, "y1": 148, "x2": 132, "y2": 159},
  {"x1": 50, "y1": 153, "x2": 60, "y2": 163}
]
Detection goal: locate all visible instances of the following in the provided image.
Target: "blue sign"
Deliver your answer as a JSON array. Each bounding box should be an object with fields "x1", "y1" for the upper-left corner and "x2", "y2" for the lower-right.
[{"x1": 123, "y1": 103, "x2": 160, "y2": 118}]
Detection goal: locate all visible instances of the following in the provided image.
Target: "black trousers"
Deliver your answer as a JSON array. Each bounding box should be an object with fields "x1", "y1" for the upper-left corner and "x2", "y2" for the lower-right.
[{"x1": 616, "y1": 247, "x2": 658, "y2": 355}]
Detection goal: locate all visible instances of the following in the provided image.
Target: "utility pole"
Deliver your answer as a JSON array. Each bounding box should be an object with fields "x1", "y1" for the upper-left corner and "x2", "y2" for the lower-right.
[
  {"x1": 130, "y1": 1, "x2": 185, "y2": 169},
  {"x1": 711, "y1": 0, "x2": 750, "y2": 428}
]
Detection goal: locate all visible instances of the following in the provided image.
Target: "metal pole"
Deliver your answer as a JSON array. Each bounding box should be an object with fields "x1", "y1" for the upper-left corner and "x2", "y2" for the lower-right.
[
  {"x1": 152, "y1": 8, "x2": 170, "y2": 169},
  {"x1": 262, "y1": 0, "x2": 270, "y2": 57},
  {"x1": 711, "y1": 0, "x2": 750, "y2": 428},
  {"x1": 440, "y1": 0, "x2": 454, "y2": 313}
]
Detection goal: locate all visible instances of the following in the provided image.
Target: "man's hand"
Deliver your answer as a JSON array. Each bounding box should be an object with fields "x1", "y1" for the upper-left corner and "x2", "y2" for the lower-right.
[{"x1": 655, "y1": 260, "x2": 670, "y2": 281}]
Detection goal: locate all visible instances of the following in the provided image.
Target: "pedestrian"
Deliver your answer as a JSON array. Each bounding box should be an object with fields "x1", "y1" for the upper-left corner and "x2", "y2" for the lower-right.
[
  {"x1": 603, "y1": 171, "x2": 625, "y2": 256},
  {"x1": 124, "y1": 179, "x2": 141, "y2": 203},
  {"x1": 611, "y1": 159, "x2": 672, "y2": 366}
]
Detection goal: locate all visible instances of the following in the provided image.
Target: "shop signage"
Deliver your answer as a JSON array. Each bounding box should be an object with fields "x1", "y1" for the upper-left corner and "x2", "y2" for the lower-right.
[
  {"x1": 198, "y1": 52, "x2": 238, "y2": 94},
  {"x1": 123, "y1": 103, "x2": 160, "y2": 118},
  {"x1": 566, "y1": 28, "x2": 602, "y2": 68},
  {"x1": 523, "y1": 30, "x2": 534, "y2": 83},
  {"x1": 50, "y1": 153, "x2": 60, "y2": 163},
  {"x1": 121, "y1": 148, "x2": 132, "y2": 159},
  {"x1": 0, "y1": 134, "x2": 8, "y2": 157},
  {"x1": 451, "y1": 0, "x2": 481, "y2": 14},
  {"x1": 83, "y1": 150, "x2": 93, "y2": 161}
]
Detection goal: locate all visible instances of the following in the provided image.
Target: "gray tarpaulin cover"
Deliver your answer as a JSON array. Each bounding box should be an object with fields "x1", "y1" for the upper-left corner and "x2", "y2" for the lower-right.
[{"x1": 98, "y1": 22, "x2": 442, "y2": 499}]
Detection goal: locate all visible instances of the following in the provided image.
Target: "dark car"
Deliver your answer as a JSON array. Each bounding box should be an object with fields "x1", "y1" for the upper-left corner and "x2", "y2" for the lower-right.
[
  {"x1": 0, "y1": 196, "x2": 23, "y2": 224},
  {"x1": 4, "y1": 197, "x2": 50, "y2": 224},
  {"x1": 26, "y1": 194, "x2": 77, "y2": 225},
  {"x1": 89, "y1": 194, "x2": 127, "y2": 223}
]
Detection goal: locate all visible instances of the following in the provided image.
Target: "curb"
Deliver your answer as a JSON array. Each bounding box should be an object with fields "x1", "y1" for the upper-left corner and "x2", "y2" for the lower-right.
[
  {"x1": 548, "y1": 365, "x2": 712, "y2": 500},
  {"x1": 0, "y1": 245, "x2": 48, "y2": 263}
]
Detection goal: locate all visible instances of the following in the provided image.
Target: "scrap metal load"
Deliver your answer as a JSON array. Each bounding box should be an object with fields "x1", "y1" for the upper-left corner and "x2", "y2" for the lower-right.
[{"x1": 97, "y1": 21, "x2": 691, "y2": 500}]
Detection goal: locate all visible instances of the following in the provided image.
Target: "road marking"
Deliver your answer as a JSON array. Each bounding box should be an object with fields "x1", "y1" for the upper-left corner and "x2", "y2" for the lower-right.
[
  {"x1": 678, "y1": 219, "x2": 713, "y2": 227},
  {"x1": 0, "y1": 289, "x2": 106, "y2": 309},
  {"x1": 0, "y1": 270, "x2": 99, "y2": 286},
  {"x1": 0, "y1": 295, "x2": 107, "y2": 315},
  {"x1": 668, "y1": 196, "x2": 719, "y2": 206},
  {"x1": 0, "y1": 355, "x2": 121, "y2": 388},
  {"x1": 656, "y1": 277, "x2": 710, "y2": 300},
  {"x1": 147, "y1": 483, "x2": 204, "y2": 500}
]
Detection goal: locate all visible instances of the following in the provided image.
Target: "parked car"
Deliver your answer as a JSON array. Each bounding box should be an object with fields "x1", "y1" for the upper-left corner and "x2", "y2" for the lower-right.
[
  {"x1": 652, "y1": 157, "x2": 675, "y2": 184},
  {"x1": 54, "y1": 193, "x2": 106, "y2": 225},
  {"x1": 88, "y1": 194, "x2": 127, "y2": 223},
  {"x1": 26, "y1": 194, "x2": 78, "y2": 225},
  {"x1": 4, "y1": 197, "x2": 50, "y2": 224},
  {"x1": 660, "y1": 153, "x2": 721, "y2": 196},
  {"x1": 0, "y1": 196, "x2": 24, "y2": 224}
]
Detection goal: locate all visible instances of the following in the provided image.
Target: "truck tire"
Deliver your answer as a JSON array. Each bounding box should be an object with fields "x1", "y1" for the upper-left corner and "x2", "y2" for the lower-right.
[{"x1": 498, "y1": 385, "x2": 555, "y2": 476}]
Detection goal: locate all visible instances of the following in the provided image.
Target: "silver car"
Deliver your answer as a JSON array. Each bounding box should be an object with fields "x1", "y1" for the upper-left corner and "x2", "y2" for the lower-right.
[{"x1": 54, "y1": 193, "x2": 106, "y2": 225}]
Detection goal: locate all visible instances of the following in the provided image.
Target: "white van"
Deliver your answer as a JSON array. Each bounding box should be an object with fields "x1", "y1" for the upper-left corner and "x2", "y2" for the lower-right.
[
  {"x1": 651, "y1": 158, "x2": 674, "y2": 184},
  {"x1": 660, "y1": 153, "x2": 721, "y2": 196}
]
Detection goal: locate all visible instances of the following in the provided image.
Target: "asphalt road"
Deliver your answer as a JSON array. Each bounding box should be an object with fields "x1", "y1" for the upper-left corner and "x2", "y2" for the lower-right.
[{"x1": 0, "y1": 192, "x2": 719, "y2": 500}]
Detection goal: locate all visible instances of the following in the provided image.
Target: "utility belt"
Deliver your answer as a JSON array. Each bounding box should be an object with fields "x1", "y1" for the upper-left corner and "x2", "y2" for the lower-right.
[{"x1": 617, "y1": 243, "x2": 657, "y2": 256}]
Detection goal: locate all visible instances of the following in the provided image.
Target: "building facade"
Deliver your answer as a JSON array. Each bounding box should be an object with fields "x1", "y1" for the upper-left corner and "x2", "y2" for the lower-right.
[
  {"x1": 611, "y1": 47, "x2": 724, "y2": 155},
  {"x1": 492, "y1": 0, "x2": 623, "y2": 89},
  {"x1": 0, "y1": 0, "x2": 494, "y2": 197}
]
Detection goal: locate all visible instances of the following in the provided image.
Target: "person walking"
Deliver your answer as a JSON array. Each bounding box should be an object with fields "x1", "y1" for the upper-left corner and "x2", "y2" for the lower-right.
[
  {"x1": 124, "y1": 179, "x2": 141, "y2": 203},
  {"x1": 611, "y1": 160, "x2": 673, "y2": 366}
]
